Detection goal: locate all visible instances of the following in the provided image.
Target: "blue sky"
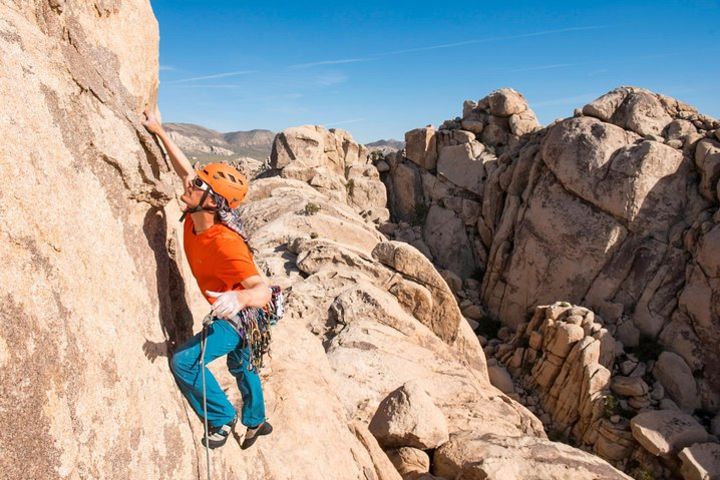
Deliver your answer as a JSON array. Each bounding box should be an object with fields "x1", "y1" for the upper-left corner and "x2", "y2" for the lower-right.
[{"x1": 153, "y1": 0, "x2": 719, "y2": 143}]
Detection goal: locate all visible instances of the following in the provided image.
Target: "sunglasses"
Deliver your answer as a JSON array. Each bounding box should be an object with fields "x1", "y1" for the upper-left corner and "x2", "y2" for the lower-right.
[{"x1": 191, "y1": 177, "x2": 211, "y2": 191}]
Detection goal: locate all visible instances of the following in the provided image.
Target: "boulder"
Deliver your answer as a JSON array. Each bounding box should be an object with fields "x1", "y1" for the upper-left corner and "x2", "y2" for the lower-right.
[
  {"x1": 630, "y1": 410, "x2": 709, "y2": 456},
  {"x1": 369, "y1": 381, "x2": 450, "y2": 449},
  {"x1": 436, "y1": 142, "x2": 486, "y2": 195},
  {"x1": 351, "y1": 421, "x2": 404, "y2": 480},
  {"x1": 654, "y1": 351, "x2": 700, "y2": 412},
  {"x1": 461, "y1": 304, "x2": 483, "y2": 321},
  {"x1": 694, "y1": 139, "x2": 720, "y2": 201},
  {"x1": 405, "y1": 127, "x2": 438, "y2": 170},
  {"x1": 270, "y1": 125, "x2": 387, "y2": 223},
  {"x1": 582, "y1": 87, "x2": 673, "y2": 137},
  {"x1": 617, "y1": 89, "x2": 673, "y2": 137},
  {"x1": 488, "y1": 364, "x2": 515, "y2": 394},
  {"x1": 697, "y1": 225, "x2": 720, "y2": 278},
  {"x1": 545, "y1": 322, "x2": 586, "y2": 357},
  {"x1": 542, "y1": 116, "x2": 684, "y2": 225},
  {"x1": 679, "y1": 443, "x2": 720, "y2": 480},
  {"x1": 372, "y1": 241, "x2": 464, "y2": 343},
  {"x1": 390, "y1": 162, "x2": 423, "y2": 222},
  {"x1": 433, "y1": 431, "x2": 632, "y2": 480},
  {"x1": 453, "y1": 129, "x2": 476, "y2": 144},
  {"x1": 488, "y1": 88, "x2": 528, "y2": 117},
  {"x1": 582, "y1": 89, "x2": 629, "y2": 121},
  {"x1": 0, "y1": 2, "x2": 198, "y2": 478},
  {"x1": 271, "y1": 125, "x2": 325, "y2": 170},
  {"x1": 665, "y1": 119, "x2": 697, "y2": 144},
  {"x1": 481, "y1": 123, "x2": 509, "y2": 146},
  {"x1": 461, "y1": 118, "x2": 485, "y2": 134},
  {"x1": 509, "y1": 109, "x2": 541, "y2": 136},
  {"x1": 611, "y1": 376, "x2": 650, "y2": 397},
  {"x1": 712, "y1": 414, "x2": 720, "y2": 436},
  {"x1": 386, "y1": 447, "x2": 430, "y2": 477}
]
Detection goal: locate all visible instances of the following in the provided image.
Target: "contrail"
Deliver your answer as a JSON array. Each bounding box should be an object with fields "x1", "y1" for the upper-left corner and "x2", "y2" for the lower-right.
[{"x1": 164, "y1": 70, "x2": 258, "y2": 84}]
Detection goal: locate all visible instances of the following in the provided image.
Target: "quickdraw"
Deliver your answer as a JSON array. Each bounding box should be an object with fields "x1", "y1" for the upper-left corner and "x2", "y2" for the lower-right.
[{"x1": 230, "y1": 285, "x2": 284, "y2": 371}]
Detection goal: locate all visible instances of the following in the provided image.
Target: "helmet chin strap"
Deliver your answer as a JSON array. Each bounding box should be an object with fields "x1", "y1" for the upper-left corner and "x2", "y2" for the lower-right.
[{"x1": 179, "y1": 189, "x2": 218, "y2": 222}]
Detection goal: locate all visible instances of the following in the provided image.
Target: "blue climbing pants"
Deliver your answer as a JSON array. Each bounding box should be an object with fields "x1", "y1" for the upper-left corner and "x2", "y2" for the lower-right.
[{"x1": 171, "y1": 319, "x2": 266, "y2": 428}]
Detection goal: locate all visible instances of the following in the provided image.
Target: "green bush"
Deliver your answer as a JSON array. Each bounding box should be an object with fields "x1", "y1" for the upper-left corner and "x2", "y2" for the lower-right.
[
  {"x1": 304, "y1": 202, "x2": 320, "y2": 216},
  {"x1": 369, "y1": 150, "x2": 384, "y2": 163},
  {"x1": 626, "y1": 460, "x2": 654, "y2": 480},
  {"x1": 603, "y1": 394, "x2": 635, "y2": 420},
  {"x1": 603, "y1": 395, "x2": 618, "y2": 419}
]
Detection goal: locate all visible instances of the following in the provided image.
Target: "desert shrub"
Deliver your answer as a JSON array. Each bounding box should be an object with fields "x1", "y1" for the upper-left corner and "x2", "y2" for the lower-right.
[{"x1": 304, "y1": 202, "x2": 320, "y2": 216}]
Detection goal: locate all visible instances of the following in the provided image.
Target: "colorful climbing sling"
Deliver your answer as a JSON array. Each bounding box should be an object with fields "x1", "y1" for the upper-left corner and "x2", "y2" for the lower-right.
[{"x1": 220, "y1": 285, "x2": 284, "y2": 371}]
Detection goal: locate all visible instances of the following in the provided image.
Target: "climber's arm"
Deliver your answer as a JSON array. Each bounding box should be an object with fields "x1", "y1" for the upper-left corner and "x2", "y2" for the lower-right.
[
  {"x1": 141, "y1": 110, "x2": 194, "y2": 182},
  {"x1": 237, "y1": 275, "x2": 273, "y2": 309}
]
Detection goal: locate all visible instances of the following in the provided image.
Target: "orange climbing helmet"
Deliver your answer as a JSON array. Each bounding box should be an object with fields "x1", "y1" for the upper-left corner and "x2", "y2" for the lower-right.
[{"x1": 195, "y1": 163, "x2": 248, "y2": 209}]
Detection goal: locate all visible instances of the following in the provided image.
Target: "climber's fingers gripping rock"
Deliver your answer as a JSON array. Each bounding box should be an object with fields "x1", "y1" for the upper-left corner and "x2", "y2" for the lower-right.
[{"x1": 141, "y1": 110, "x2": 163, "y2": 134}]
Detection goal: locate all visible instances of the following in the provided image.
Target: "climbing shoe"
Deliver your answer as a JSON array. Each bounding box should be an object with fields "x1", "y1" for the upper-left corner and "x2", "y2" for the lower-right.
[
  {"x1": 241, "y1": 421, "x2": 273, "y2": 450},
  {"x1": 202, "y1": 416, "x2": 237, "y2": 449}
]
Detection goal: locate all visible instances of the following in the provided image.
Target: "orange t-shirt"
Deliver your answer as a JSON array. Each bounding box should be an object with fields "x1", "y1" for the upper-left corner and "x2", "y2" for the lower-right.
[{"x1": 184, "y1": 217, "x2": 259, "y2": 304}]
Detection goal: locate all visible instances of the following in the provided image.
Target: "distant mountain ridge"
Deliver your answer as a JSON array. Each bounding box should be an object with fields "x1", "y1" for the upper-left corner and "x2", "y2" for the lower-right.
[
  {"x1": 164, "y1": 122, "x2": 405, "y2": 161},
  {"x1": 163, "y1": 123, "x2": 274, "y2": 161},
  {"x1": 366, "y1": 138, "x2": 404, "y2": 150}
]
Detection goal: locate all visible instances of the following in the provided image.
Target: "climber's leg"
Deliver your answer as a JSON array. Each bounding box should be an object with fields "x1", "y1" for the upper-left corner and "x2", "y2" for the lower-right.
[
  {"x1": 227, "y1": 342, "x2": 266, "y2": 428},
  {"x1": 171, "y1": 319, "x2": 240, "y2": 427}
]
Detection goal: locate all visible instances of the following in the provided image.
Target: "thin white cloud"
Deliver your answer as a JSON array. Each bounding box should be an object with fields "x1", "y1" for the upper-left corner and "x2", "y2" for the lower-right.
[
  {"x1": 282, "y1": 26, "x2": 608, "y2": 71},
  {"x1": 159, "y1": 65, "x2": 176, "y2": 71},
  {"x1": 164, "y1": 70, "x2": 258, "y2": 84},
  {"x1": 163, "y1": 84, "x2": 247, "y2": 88},
  {"x1": 378, "y1": 26, "x2": 608, "y2": 56},
  {"x1": 288, "y1": 58, "x2": 372, "y2": 69}
]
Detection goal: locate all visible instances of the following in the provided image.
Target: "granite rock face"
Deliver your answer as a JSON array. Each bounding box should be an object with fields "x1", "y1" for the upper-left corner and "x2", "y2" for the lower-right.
[{"x1": 0, "y1": 2, "x2": 191, "y2": 478}]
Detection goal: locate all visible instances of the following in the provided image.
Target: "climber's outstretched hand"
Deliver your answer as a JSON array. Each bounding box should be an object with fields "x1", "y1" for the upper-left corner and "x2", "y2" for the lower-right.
[{"x1": 141, "y1": 110, "x2": 163, "y2": 135}]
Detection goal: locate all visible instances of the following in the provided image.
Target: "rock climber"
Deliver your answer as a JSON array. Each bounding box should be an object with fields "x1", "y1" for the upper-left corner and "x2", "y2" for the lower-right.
[{"x1": 142, "y1": 111, "x2": 273, "y2": 450}]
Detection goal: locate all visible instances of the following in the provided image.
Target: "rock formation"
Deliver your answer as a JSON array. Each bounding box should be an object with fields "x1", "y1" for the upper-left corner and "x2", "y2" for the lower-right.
[{"x1": 378, "y1": 87, "x2": 720, "y2": 479}]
